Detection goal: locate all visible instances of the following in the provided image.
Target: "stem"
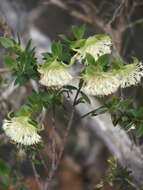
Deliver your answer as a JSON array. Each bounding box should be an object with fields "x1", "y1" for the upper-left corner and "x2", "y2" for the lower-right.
[
  {"x1": 51, "y1": 104, "x2": 56, "y2": 131},
  {"x1": 79, "y1": 106, "x2": 105, "y2": 119},
  {"x1": 44, "y1": 82, "x2": 83, "y2": 190},
  {"x1": 80, "y1": 108, "x2": 99, "y2": 119},
  {"x1": 72, "y1": 82, "x2": 83, "y2": 106},
  {"x1": 81, "y1": 109, "x2": 143, "y2": 124},
  {"x1": 31, "y1": 162, "x2": 43, "y2": 190},
  {"x1": 38, "y1": 150, "x2": 49, "y2": 172}
]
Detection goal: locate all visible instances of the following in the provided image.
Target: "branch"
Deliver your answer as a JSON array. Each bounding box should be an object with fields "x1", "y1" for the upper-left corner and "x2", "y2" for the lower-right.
[
  {"x1": 44, "y1": 83, "x2": 82, "y2": 189},
  {"x1": 80, "y1": 107, "x2": 103, "y2": 119},
  {"x1": 45, "y1": 0, "x2": 92, "y2": 24},
  {"x1": 122, "y1": 18, "x2": 143, "y2": 32},
  {"x1": 107, "y1": 0, "x2": 125, "y2": 26},
  {"x1": 31, "y1": 162, "x2": 43, "y2": 190}
]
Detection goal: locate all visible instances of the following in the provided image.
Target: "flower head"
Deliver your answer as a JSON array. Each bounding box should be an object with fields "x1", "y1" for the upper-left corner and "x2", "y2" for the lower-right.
[
  {"x1": 72, "y1": 34, "x2": 112, "y2": 63},
  {"x1": 118, "y1": 60, "x2": 143, "y2": 88},
  {"x1": 3, "y1": 116, "x2": 41, "y2": 145},
  {"x1": 38, "y1": 60, "x2": 72, "y2": 87},
  {"x1": 39, "y1": 69, "x2": 72, "y2": 87},
  {"x1": 82, "y1": 71, "x2": 120, "y2": 96}
]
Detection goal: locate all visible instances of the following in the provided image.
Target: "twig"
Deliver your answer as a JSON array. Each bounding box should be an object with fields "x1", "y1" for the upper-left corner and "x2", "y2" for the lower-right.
[
  {"x1": 51, "y1": 104, "x2": 56, "y2": 130},
  {"x1": 44, "y1": 0, "x2": 93, "y2": 24},
  {"x1": 107, "y1": 0, "x2": 125, "y2": 26},
  {"x1": 45, "y1": 105, "x2": 57, "y2": 189},
  {"x1": 38, "y1": 150, "x2": 49, "y2": 172},
  {"x1": 80, "y1": 107, "x2": 143, "y2": 123},
  {"x1": 0, "y1": 68, "x2": 11, "y2": 73},
  {"x1": 31, "y1": 162, "x2": 43, "y2": 190},
  {"x1": 122, "y1": 18, "x2": 143, "y2": 32},
  {"x1": 44, "y1": 111, "x2": 75, "y2": 190},
  {"x1": 44, "y1": 82, "x2": 82, "y2": 190},
  {"x1": 56, "y1": 82, "x2": 83, "y2": 165},
  {"x1": 80, "y1": 107, "x2": 103, "y2": 119}
]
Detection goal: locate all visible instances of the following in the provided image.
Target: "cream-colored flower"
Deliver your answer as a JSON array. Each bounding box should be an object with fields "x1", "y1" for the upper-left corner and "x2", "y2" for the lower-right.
[
  {"x1": 38, "y1": 60, "x2": 72, "y2": 87},
  {"x1": 82, "y1": 72, "x2": 120, "y2": 96},
  {"x1": 3, "y1": 116, "x2": 41, "y2": 145},
  {"x1": 39, "y1": 69, "x2": 72, "y2": 87},
  {"x1": 118, "y1": 62, "x2": 143, "y2": 88},
  {"x1": 71, "y1": 34, "x2": 112, "y2": 63}
]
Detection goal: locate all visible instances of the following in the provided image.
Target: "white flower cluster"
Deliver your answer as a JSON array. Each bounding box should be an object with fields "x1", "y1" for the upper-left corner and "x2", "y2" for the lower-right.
[
  {"x1": 39, "y1": 69, "x2": 72, "y2": 87},
  {"x1": 118, "y1": 62, "x2": 143, "y2": 88},
  {"x1": 38, "y1": 35, "x2": 112, "y2": 91},
  {"x1": 72, "y1": 35, "x2": 112, "y2": 63},
  {"x1": 82, "y1": 62, "x2": 143, "y2": 96},
  {"x1": 82, "y1": 72, "x2": 120, "y2": 96},
  {"x1": 3, "y1": 116, "x2": 41, "y2": 145},
  {"x1": 38, "y1": 59, "x2": 72, "y2": 88},
  {"x1": 81, "y1": 35, "x2": 112, "y2": 61}
]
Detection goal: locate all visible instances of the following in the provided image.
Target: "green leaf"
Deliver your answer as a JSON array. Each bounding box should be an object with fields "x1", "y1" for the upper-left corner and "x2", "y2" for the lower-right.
[
  {"x1": 91, "y1": 107, "x2": 108, "y2": 116},
  {"x1": 52, "y1": 41, "x2": 63, "y2": 58},
  {"x1": 16, "y1": 185, "x2": 29, "y2": 190},
  {"x1": 14, "y1": 75, "x2": 29, "y2": 85},
  {"x1": 96, "y1": 54, "x2": 109, "y2": 67},
  {"x1": 72, "y1": 24, "x2": 86, "y2": 39},
  {"x1": 32, "y1": 159, "x2": 41, "y2": 165},
  {"x1": 124, "y1": 109, "x2": 137, "y2": 118},
  {"x1": 106, "y1": 96, "x2": 121, "y2": 107},
  {"x1": 16, "y1": 105, "x2": 32, "y2": 117},
  {"x1": 120, "y1": 99, "x2": 133, "y2": 112},
  {"x1": 111, "y1": 60, "x2": 124, "y2": 69},
  {"x1": 65, "y1": 85, "x2": 78, "y2": 90},
  {"x1": 0, "y1": 75, "x2": 3, "y2": 85},
  {"x1": 85, "y1": 64, "x2": 98, "y2": 76},
  {"x1": 75, "y1": 97, "x2": 85, "y2": 105},
  {"x1": 70, "y1": 39, "x2": 85, "y2": 49},
  {"x1": 0, "y1": 159, "x2": 11, "y2": 175},
  {"x1": 17, "y1": 33, "x2": 21, "y2": 45},
  {"x1": 80, "y1": 91, "x2": 91, "y2": 104},
  {"x1": 42, "y1": 52, "x2": 52, "y2": 60},
  {"x1": 135, "y1": 107, "x2": 143, "y2": 118},
  {"x1": 86, "y1": 53, "x2": 96, "y2": 65},
  {"x1": 0, "y1": 175, "x2": 10, "y2": 188},
  {"x1": 28, "y1": 119, "x2": 38, "y2": 127},
  {"x1": 25, "y1": 39, "x2": 32, "y2": 51},
  {"x1": 136, "y1": 22, "x2": 143, "y2": 28},
  {"x1": 59, "y1": 34, "x2": 70, "y2": 42},
  {"x1": 4, "y1": 56, "x2": 17, "y2": 68},
  {"x1": 0, "y1": 37, "x2": 14, "y2": 48},
  {"x1": 111, "y1": 114, "x2": 121, "y2": 126},
  {"x1": 78, "y1": 79, "x2": 84, "y2": 88},
  {"x1": 137, "y1": 124, "x2": 143, "y2": 137}
]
